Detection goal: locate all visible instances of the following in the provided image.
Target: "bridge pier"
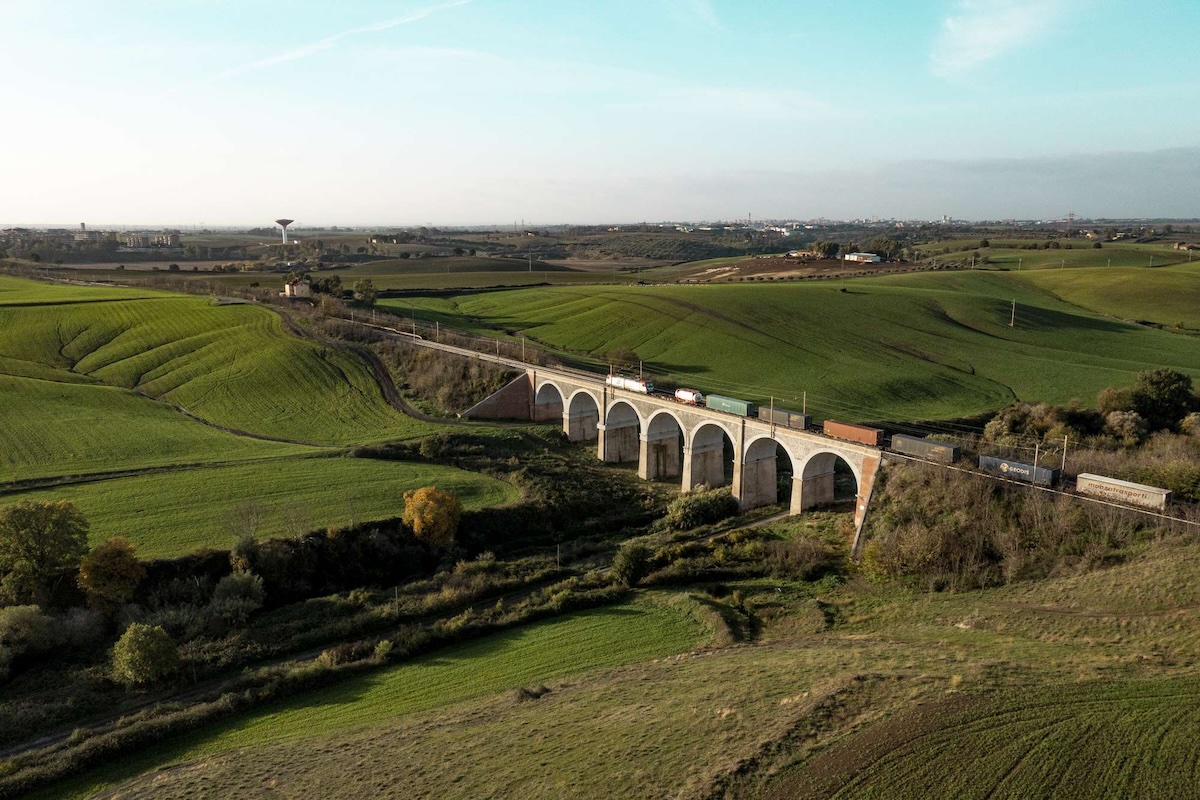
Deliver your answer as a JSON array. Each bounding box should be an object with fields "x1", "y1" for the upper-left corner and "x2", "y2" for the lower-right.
[
  {"x1": 736, "y1": 450, "x2": 778, "y2": 510},
  {"x1": 682, "y1": 442, "x2": 725, "y2": 491},
  {"x1": 532, "y1": 399, "x2": 563, "y2": 423},
  {"x1": 638, "y1": 431, "x2": 681, "y2": 481},
  {"x1": 792, "y1": 470, "x2": 835, "y2": 513},
  {"x1": 598, "y1": 422, "x2": 639, "y2": 463},
  {"x1": 564, "y1": 409, "x2": 598, "y2": 442}
]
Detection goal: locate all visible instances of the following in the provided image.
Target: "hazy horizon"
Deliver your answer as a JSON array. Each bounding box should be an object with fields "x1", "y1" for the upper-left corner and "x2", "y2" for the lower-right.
[{"x1": 3, "y1": 0, "x2": 1198, "y2": 225}]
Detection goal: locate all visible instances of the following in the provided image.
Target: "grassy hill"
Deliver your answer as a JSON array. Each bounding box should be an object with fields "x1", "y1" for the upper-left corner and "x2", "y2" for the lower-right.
[
  {"x1": 42, "y1": 596, "x2": 710, "y2": 798},
  {"x1": 912, "y1": 239, "x2": 1190, "y2": 270},
  {"x1": 1016, "y1": 262, "x2": 1200, "y2": 330},
  {"x1": 4, "y1": 456, "x2": 519, "y2": 558},
  {"x1": 0, "y1": 276, "x2": 444, "y2": 486},
  {"x1": 38, "y1": 527, "x2": 1200, "y2": 799},
  {"x1": 380, "y1": 269, "x2": 1200, "y2": 422}
]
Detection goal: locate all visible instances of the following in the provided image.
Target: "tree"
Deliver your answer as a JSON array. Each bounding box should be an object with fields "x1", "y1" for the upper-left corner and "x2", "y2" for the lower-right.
[
  {"x1": 812, "y1": 240, "x2": 840, "y2": 259},
  {"x1": 612, "y1": 541, "x2": 652, "y2": 586},
  {"x1": 78, "y1": 537, "x2": 145, "y2": 613},
  {"x1": 0, "y1": 501, "x2": 89, "y2": 605},
  {"x1": 402, "y1": 486, "x2": 462, "y2": 547},
  {"x1": 353, "y1": 278, "x2": 378, "y2": 308},
  {"x1": 1132, "y1": 368, "x2": 1195, "y2": 430},
  {"x1": 111, "y1": 623, "x2": 179, "y2": 685}
]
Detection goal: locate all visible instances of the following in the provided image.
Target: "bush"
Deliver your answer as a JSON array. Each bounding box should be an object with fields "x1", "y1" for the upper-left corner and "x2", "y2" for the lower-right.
[
  {"x1": 0, "y1": 605, "x2": 58, "y2": 660},
  {"x1": 209, "y1": 571, "x2": 266, "y2": 624},
  {"x1": 664, "y1": 487, "x2": 740, "y2": 531},
  {"x1": 112, "y1": 623, "x2": 180, "y2": 685},
  {"x1": 611, "y1": 541, "x2": 652, "y2": 587}
]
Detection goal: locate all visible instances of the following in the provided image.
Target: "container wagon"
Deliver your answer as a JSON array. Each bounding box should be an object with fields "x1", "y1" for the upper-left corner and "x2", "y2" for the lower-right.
[
  {"x1": 890, "y1": 433, "x2": 960, "y2": 464},
  {"x1": 674, "y1": 388, "x2": 704, "y2": 406},
  {"x1": 605, "y1": 375, "x2": 653, "y2": 394},
  {"x1": 705, "y1": 394, "x2": 758, "y2": 417},
  {"x1": 978, "y1": 455, "x2": 1058, "y2": 486},
  {"x1": 1075, "y1": 473, "x2": 1171, "y2": 511},
  {"x1": 823, "y1": 420, "x2": 884, "y2": 446},
  {"x1": 758, "y1": 407, "x2": 811, "y2": 431}
]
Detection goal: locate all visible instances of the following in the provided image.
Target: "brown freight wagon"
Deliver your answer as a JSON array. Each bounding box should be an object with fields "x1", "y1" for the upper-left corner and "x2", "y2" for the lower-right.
[{"x1": 823, "y1": 419, "x2": 884, "y2": 446}]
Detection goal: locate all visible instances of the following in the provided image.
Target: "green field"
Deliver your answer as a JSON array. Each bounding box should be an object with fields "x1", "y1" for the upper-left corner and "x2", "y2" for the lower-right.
[
  {"x1": 913, "y1": 239, "x2": 1191, "y2": 271},
  {"x1": 1016, "y1": 262, "x2": 1200, "y2": 329},
  {"x1": 770, "y1": 678, "x2": 1200, "y2": 799},
  {"x1": 47, "y1": 596, "x2": 710, "y2": 798},
  {"x1": 3, "y1": 456, "x2": 518, "y2": 558},
  {"x1": 0, "y1": 275, "x2": 454, "y2": 484},
  {"x1": 381, "y1": 269, "x2": 1200, "y2": 422}
]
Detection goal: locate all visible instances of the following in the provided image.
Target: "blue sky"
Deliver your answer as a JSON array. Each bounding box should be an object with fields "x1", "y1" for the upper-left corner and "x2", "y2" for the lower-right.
[{"x1": 2, "y1": 0, "x2": 1198, "y2": 225}]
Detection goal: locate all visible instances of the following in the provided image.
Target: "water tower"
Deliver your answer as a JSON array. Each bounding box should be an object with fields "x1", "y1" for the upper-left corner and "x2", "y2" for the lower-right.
[{"x1": 275, "y1": 218, "x2": 294, "y2": 245}]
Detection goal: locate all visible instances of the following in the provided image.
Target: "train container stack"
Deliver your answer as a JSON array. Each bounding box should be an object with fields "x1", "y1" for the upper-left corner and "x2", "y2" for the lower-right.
[
  {"x1": 1075, "y1": 473, "x2": 1171, "y2": 511},
  {"x1": 823, "y1": 420, "x2": 884, "y2": 446},
  {"x1": 978, "y1": 455, "x2": 1059, "y2": 486},
  {"x1": 758, "y1": 407, "x2": 811, "y2": 430},
  {"x1": 890, "y1": 433, "x2": 960, "y2": 464},
  {"x1": 705, "y1": 394, "x2": 758, "y2": 417}
]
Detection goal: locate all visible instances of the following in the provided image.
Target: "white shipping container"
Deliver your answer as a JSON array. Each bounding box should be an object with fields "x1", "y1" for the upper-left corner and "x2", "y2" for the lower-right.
[
  {"x1": 1075, "y1": 473, "x2": 1171, "y2": 511},
  {"x1": 674, "y1": 388, "x2": 703, "y2": 405}
]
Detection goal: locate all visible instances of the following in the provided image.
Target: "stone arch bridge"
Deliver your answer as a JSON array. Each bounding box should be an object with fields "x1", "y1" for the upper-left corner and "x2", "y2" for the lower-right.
[{"x1": 465, "y1": 365, "x2": 883, "y2": 532}]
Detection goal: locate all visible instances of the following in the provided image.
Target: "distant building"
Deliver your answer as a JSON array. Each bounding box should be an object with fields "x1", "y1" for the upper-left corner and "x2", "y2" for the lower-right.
[
  {"x1": 283, "y1": 278, "x2": 312, "y2": 298},
  {"x1": 125, "y1": 234, "x2": 151, "y2": 248},
  {"x1": 843, "y1": 252, "x2": 881, "y2": 263},
  {"x1": 1174, "y1": 242, "x2": 1196, "y2": 251},
  {"x1": 154, "y1": 233, "x2": 181, "y2": 247}
]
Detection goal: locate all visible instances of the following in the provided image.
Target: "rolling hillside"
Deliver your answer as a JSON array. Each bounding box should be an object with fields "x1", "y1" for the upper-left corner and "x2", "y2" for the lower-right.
[{"x1": 380, "y1": 269, "x2": 1200, "y2": 422}]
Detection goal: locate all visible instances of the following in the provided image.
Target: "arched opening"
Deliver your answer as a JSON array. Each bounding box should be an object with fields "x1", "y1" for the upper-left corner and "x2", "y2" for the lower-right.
[
  {"x1": 685, "y1": 422, "x2": 736, "y2": 491},
  {"x1": 740, "y1": 437, "x2": 796, "y2": 510},
  {"x1": 601, "y1": 400, "x2": 642, "y2": 463},
  {"x1": 796, "y1": 451, "x2": 859, "y2": 513},
  {"x1": 565, "y1": 390, "x2": 600, "y2": 442},
  {"x1": 533, "y1": 382, "x2": 564, "y2": 423},
  {"x1": 640, "y1": 411, "x2": 684, "y2": 481}
]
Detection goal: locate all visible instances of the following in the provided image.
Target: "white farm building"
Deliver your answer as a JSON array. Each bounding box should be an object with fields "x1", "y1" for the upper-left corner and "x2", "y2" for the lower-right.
[{"x1": 843, "y1": 252, "x2": 881, "y2": 263}]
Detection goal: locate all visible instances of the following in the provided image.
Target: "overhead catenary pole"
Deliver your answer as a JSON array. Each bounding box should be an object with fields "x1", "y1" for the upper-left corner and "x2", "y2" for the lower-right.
[
  {"x1": 1061, "y1": 436, "x2": 1069, "y2": 473},
  {"x1": 1010, "y1": 299, "x2": 1016, "y2": 327}
]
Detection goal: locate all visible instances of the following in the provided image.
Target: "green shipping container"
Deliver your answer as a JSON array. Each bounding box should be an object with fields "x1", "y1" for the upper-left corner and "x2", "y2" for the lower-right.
[{"x1": 705, "y1": 394, "x2": 758, "y2": 417}]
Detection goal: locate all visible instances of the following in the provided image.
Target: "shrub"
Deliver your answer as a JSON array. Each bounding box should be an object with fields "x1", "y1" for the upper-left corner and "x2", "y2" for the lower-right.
[
  {"x1": 0, "y1": 605, "x2": 58, "y2": 659},
  {"x1": 664, "y1": 487, "x2": 740, "y2": 531},
  {"x1": 209, "y1": 571, "x2": 266, "y2": 624},
  {"x1": 1105, "y1": 410, "x2": 1148, "y2": 447},
  {"x1": 112, "y1": 623, "x2": 180, "y2": 685},
  {"x1": 611, "y1": 541, "x2": 652, "y2": 587}
]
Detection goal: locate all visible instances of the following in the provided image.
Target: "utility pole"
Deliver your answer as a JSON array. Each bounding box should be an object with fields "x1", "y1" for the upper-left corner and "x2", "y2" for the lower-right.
[
  {"x1": 1150, "y1": 255, "x2": 1155, "y2": 267},
  {"x1": 1018, "y1": 257, "x2": 1022, "y2": 271},
  {"x1": 802, "y1": 391, "x2": 807, "y2": 415},
  {"x1": 1010, "y1": 299, "x2": 1016, "y2": 327},
  {"x1": 522, "y1": 336, "x2": 526, "y2": 361},
  {"x1": 1032, "y1": 441, "x2": 1040, "y2": 480},
  {"x1": 1061, "y1": 436, "x2": 1069, "y2": 473}
]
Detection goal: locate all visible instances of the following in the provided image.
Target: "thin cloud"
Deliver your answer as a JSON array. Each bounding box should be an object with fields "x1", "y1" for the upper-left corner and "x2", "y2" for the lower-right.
[
  {"x1": 664, "y1": 0, "x2": 722, "y2": 31},
  {"x1": 203, "y1": 0, "x2": 472, "y2": 83},
  {"x1": 931, "y1": 0, "x2": 1067, "y2": 78}
]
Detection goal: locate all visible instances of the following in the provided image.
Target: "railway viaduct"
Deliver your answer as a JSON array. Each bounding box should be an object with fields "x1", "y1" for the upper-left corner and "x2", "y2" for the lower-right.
[{"x1": 463, "y1": 364, "x2": 884, "y2": 533}]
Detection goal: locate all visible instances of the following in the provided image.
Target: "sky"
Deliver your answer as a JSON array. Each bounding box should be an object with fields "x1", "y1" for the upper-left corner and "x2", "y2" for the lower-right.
[{"x1": 1, "y1": 0, "x2": 1198, "y2": 225}]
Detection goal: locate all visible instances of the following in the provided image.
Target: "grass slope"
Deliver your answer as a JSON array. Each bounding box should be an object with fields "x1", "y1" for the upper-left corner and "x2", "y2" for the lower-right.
[
  {"x1": 47, "y1": 597, "x2": 709, "y2": 798},
  {"x1": 1016, "y1": 263, "x2": 1200, "y2": 330},
  {"x1": 0, "y1": 276, "x2": 447, "y2": 481},
  {"x1": 4, "y1": 456, "x2": 519, "y2": 558},
  {"x1": 382, "y1": 270, "x2": 1200, "y2": 422},
  {"x1": 770, "y1": 677, "x2": 1200, "y2": 799}
]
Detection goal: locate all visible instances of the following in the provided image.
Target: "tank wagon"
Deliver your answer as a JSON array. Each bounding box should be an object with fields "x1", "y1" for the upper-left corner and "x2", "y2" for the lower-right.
[
  {"x1": 1075, "y1": 473, "x2": 1171, "y2": 511},
  {"x1": 674, "y1": 388, "x2": 704, "y2": 406},
  {"x1": 758, "y1": 407, "x2": 811, "y2": 431},
  {"x1": 978, "y1": 455, "x2": 1058, "y2": 486},
  {"x1": 890, "y1": 433, "x2": 960, "y2": 464},
  {"x1": 705, "y1": 394, "x2": 758, "y2": 417},
  {"x1": 823, "y1": 420, "x2": 884, "y2": 446},
  {"x1": 606, "y1": 376, "x2": 653, "y2": 394}
]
